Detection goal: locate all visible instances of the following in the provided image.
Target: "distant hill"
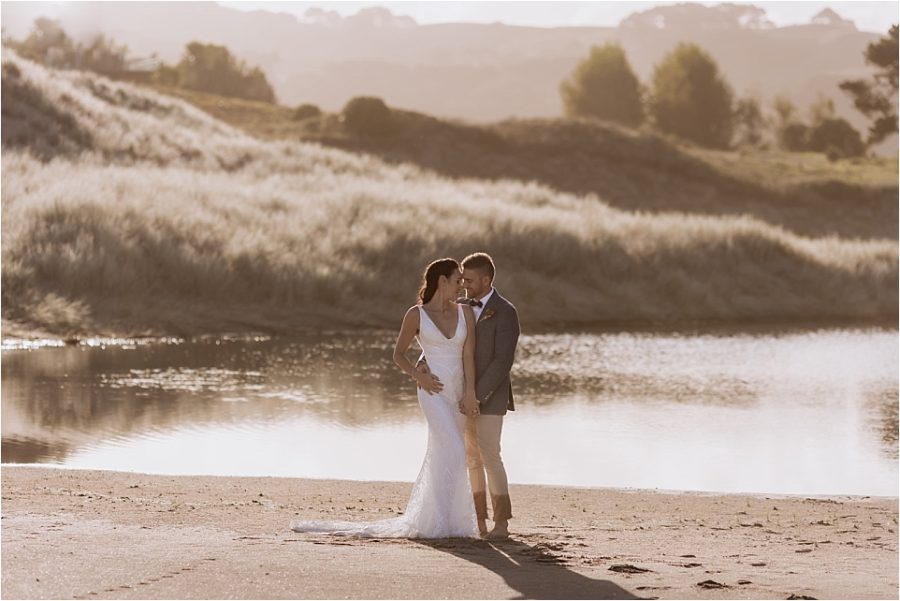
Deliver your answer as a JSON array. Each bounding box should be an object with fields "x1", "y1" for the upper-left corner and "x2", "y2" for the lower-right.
[{"x1": 1, "y1": 2, "x2": 895, "y2": 154}]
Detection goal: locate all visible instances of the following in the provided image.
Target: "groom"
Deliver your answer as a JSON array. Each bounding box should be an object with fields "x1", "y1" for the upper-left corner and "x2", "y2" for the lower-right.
[{"x1": 419, "y1": 252, "x2": 520, "y2": 539}]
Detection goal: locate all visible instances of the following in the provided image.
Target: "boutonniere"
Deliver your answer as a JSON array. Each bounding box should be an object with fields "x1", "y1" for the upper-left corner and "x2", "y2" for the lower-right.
[{"x1": 482, "y1": 309, "x2": 496, "y2": 321}]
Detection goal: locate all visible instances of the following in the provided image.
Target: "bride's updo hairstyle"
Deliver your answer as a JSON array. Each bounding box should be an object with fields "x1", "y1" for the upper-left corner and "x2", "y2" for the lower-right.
[{"x1": 418, "y1": 258, "x2": 461, "y2": 304}]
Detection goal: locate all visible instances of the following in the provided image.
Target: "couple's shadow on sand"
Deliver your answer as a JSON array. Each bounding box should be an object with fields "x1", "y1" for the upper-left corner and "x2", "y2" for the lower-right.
[{"x1": 416, "y1": 536, "x2": 643, "y2": 600}]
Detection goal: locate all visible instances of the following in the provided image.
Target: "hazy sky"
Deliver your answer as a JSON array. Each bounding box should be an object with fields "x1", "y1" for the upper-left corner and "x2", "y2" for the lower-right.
[{"x1": 219, "y1": 1, "x2": 898, "y2": 33}]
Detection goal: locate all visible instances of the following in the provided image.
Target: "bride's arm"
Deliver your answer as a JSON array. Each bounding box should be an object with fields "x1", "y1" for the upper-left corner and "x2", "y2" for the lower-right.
[
  {"x1": 461, "y1": 306, "x2": 479, "y2": 416},
  {"x1": 393, "y1": 307, "x2": 437, "y2": 393}
]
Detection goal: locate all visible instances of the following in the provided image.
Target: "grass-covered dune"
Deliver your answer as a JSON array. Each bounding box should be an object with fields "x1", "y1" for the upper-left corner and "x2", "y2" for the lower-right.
[
  {"x1": 156, "y1": 83, "x2": 899, "y2": 242},
  {"x1": 1, "y1": 51, "x2": 897, "y2": 338}
]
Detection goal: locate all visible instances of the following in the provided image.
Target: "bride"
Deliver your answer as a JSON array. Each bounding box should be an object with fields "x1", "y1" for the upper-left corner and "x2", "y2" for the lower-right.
[{"x1": 290, "y1": 258, "x2": 480, "y2": 538}]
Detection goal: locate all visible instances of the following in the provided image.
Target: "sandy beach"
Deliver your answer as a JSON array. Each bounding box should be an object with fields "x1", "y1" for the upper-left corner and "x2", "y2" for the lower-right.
[{"x1": 1, "y1": 467, "x2": 897, "y2": 600}]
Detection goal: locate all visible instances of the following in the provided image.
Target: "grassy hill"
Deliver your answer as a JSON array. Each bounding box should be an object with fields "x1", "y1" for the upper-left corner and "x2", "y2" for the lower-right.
[
  {"x1": 1, "y1": 51, "x2": 897, "y2": 339},
  {"x1": 153, "y1": 85, "x2": 898, "y2": 242}
]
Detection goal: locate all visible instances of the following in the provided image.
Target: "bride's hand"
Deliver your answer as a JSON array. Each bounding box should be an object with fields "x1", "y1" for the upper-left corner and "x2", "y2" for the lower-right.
[{"x1": 461, "y1": 394, "x2": 479, "y2": 417}]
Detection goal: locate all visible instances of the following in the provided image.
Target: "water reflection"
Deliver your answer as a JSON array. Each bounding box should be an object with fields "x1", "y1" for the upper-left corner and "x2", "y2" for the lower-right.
[
  {"x1": 2, "y1": 327, "x2": 897, "y2": 495},
  {"x1": 867, "y1": 385, "x2": 899, "y2": 452},
  {"x1": 1, "y1": 333, "x2": 427, "y2": 465}
]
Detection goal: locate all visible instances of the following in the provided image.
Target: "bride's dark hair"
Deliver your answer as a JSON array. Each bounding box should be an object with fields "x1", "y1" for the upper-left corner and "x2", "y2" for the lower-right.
[{"x1": 418, "y1": 258, "x2": 461, "y2": 304}]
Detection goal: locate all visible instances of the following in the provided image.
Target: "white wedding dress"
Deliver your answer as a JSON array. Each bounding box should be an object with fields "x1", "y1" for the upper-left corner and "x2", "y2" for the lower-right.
[{"x1": 290, "y1": 304, "x2": 478, "y2": 538}]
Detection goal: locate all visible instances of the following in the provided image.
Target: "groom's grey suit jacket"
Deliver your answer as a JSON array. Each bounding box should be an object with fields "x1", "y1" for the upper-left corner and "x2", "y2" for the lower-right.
[{"x1": 470, "y1": 289, "x2": 520, "y2": 416}]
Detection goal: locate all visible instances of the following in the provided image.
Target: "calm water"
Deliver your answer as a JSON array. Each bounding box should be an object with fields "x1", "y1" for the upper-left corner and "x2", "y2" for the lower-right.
[{"x1": 2, "y1": 328, "x2": 897, "y2": 496}]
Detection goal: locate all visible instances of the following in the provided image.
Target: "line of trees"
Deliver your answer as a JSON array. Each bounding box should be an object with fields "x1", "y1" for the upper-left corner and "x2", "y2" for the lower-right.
[
  {"x1": 561, "y1": 26, "x2": 898, "y2": 157},
  {"x1": 4, "y1": 18, "x2": 276, "y2": 104},
  {"x1": 154, "y1": 42, "x2": 276, "y2": 104},
  {"x1": 4, "y1": 17, "x2": 129, "y2": 74},
  {"x1": 771, "y1": 95, "x2": 866, "y2": 160}
]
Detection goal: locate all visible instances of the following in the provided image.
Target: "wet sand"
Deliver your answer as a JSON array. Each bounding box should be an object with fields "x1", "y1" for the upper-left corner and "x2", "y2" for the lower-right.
[{"x1": 1, "y1": 467, "x2": 897, "y2": 599}]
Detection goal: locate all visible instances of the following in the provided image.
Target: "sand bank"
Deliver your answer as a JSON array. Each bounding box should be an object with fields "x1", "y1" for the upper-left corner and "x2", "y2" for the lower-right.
[{"x1": 2, "y1": 467, "x2": 896, "y2": 599}]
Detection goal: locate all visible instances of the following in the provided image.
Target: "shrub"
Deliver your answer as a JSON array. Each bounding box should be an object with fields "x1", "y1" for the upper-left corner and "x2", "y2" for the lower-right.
[
  {"x1": 153, "y1": 65, "x2": 180, "y2": 87},
  {"x1": 807, "y1": 117, "x2": 866, "y2": 158},
  {"x1": 292, "y1": 103, "x2": 322, "y2": 121},
  {"x1": 341, "y1": 96, "x2": 395, "y2": 137},
  {"x1": 779, "y1": 122, "x2": 810, "y2": 151}
]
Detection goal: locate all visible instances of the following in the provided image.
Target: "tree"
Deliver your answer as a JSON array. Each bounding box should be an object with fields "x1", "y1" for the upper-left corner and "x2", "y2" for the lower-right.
[
  {"x1": 8, "y1": 18, "x2": 129, "y2": 75},
  {"x1": 242, "y1": 66, "x2": 276, "y2": 104},
  {"x1": 733, "y1": 96, "x2": 766, "y2": 147},
  {"x1": 839, "y1": 24, "x2": 898, "y2": 145},
  {"x1": 807, "y1": 94, "x2": 836, "y2": 125},
  {"x1": 560, "y1": 43, "x2": 643, "y2": 127},
  {"x1": 779, "y1": 123, "x2": 810, "y2": 152},
  {"x1": 771, "y1": 94, "x2": 811, "y2": 151},
  {"x1": 79, "y1": 35, "x2": 128, "y2": 73},
  {"x1": 772, "y1": 94, "x2": 797, "y2": 128},
  {"x1": 11, "y1": 18, "x2": 77, "y2": 68},
  {"x1": 621, "y1": 4, "x2": 774, "y2": 31},
  {"x1": 173, "y1": 42, "x2": 276, "y2": 103},
  {"x1": 342, "y1": 96, "x2": 395, "y2": 137},
  {"x1": 647, "y1": 43, "x2": 734, "y2": 148}
]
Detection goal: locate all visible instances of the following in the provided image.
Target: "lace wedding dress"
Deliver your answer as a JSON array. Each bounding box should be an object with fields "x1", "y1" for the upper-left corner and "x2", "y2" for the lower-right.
[{"x1": 290, "y1": 304, "x2": 478, "y2": 538}]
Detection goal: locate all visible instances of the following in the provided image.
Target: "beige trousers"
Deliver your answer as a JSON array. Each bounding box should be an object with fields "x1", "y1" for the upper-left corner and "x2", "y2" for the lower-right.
[{"x1": 464, "y1": 415, "x2": 512, "y2": 522}]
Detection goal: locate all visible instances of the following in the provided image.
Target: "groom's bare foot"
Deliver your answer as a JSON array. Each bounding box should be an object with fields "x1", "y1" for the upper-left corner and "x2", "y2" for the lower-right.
[
  {"x1": 487, "y1": 520, "x2": 509, "y2": 540},
  {"x1": 477, "y1": 519, "x2": 488, "y2": 537}
]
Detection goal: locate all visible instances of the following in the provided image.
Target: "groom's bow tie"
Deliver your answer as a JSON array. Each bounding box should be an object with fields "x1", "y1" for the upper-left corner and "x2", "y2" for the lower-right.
[{"x1": 458, "y1": 298, "x2": 483, "y2": 308}]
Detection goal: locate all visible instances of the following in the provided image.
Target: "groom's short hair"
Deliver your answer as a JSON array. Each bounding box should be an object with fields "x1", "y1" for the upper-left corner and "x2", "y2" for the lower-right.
[{"x1": 462, "y1": 252, "x2": 495, "y2": 282}]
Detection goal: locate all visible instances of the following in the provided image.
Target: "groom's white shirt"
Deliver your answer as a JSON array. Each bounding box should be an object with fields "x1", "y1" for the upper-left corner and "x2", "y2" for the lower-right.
[{"x1": 474, "y1": 288, "x2": 495, "y2": 321}]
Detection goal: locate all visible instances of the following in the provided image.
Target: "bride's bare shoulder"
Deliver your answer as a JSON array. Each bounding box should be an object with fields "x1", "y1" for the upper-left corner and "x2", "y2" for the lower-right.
[
  {"x1": 461, "y1": 304, "x2": 475, "y2": 323},
  {"x1": 403, "y1": 305, "x2": 422, "y2": 321}
]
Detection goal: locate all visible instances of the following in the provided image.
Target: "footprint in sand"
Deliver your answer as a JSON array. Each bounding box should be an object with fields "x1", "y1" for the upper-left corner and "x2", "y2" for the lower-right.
[
  {"x1": 609, "y1": 564, "x2": 653, "y2": 574},
  {"x1": 696, "y1": 579, "x2": 729, "y2": 589},
  {"x1": 636, "y1": 586, "x2": 671, "y2": 591}
]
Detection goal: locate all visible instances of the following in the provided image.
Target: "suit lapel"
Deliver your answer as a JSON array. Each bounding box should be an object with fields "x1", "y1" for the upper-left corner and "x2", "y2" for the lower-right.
[{"x1": 477, "y1": 289, "x2": 501, "y2": 324}]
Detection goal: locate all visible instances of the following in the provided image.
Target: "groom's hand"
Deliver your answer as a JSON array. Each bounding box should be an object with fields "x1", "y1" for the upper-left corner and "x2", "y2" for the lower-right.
[
  {"x1": 460, "y1": 394, "x2": 480, "y2": 417},
  {"x1": 415, "y1": 363, "x2": 443, "y2": 394}
]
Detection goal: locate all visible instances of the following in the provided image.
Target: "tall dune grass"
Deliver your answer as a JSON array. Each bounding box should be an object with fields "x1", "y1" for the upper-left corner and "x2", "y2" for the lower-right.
[
  {"x1": 3, "y1": 152, "x2": 895, "y2": 336},
  {"x1": 1, "y1": 51, "x2": 897, "y2": 336}
]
